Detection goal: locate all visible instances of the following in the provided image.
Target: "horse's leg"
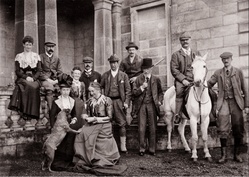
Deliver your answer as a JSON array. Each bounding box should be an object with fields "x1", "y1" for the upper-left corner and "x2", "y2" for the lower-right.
[
  {"x1": 189, "y1": 117, "x2": 198, "y2": 161},
  {"x1": 165, "y1": 113, "x2": 173, "y2": 152},
  {"x1": 178, "y1": 119, "x2": 191, "y2": 153},
  {"x1": 201, "y1": 116, "x2": 212, "y2": 162}
]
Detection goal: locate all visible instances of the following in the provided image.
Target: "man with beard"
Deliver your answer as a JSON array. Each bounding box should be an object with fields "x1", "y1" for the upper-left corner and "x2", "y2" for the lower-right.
[
  {"x1": 170, "y1": 32, "x2": 201, "y2": 124},
  {"x1": 79, "y1": 56, "x2": 101, "y2": 100},
  {"x1": 119, "y1": 42, "x2": 143, "y2": 124},
  {"x1": 101, "y1": 54, "x2": 131, "y2": 153},
  {"x1": 39, "y1": 41, "x2": 63, "y2": 110}
]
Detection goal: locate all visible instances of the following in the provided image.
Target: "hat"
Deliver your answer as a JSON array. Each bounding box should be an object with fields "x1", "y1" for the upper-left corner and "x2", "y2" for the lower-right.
[
  {"x1": 108, "y1": 54, "x2": 119, "y2": 62},
  {"x1": 179, "y1": 32, "x2": 191, "y2": 40},
  {"x1": 58, "y1": 73, "x2": 73, "y2": 88},
  {"x1": 141, "y1": 58, "x2": 153, "y2": 70},
  {"x1": 125, "y1": 42, "x2": 139, "y2": 50},
  {"x1": 83, "y1": 56, "x2": 94, "y2": 63},
  {"x1": 220, "y1": 52, "x2": 233, "y2": 59},
  {"x1": 44, "y1": 41, "x2": 56, "y2": 46}
]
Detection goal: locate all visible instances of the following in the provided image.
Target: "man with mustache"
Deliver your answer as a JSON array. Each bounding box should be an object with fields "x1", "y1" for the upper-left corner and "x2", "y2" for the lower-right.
[
  {"x1": 119, "y1": 42, "x2": 143, "y2": 124},
  {"x1": 39, "y1": 41, "x2": 63, "y2": 110},
  {"x1": 79, "y1": 56, "x2": 101, "y2": 100},
  {"x1": 170, "y1": 32, "x2": 201, "y2": 124},
  {"x1": 207, "y1": 52, "x2": 249, "y2": 164}
]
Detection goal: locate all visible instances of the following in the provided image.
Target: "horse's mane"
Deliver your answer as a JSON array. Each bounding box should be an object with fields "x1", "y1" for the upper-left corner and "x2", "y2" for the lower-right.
[{"x1": 192, "y1": 55, "x2": 205, "y2": 65}]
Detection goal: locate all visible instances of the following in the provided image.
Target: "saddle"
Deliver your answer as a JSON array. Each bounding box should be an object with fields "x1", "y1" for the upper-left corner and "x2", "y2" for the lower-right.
[{"x1": 182, "y1": 86, "x2": 217, "y2": 126}]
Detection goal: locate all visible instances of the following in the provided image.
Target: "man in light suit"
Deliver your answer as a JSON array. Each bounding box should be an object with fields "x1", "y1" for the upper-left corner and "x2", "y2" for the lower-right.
[
  {"x1": 101, "y1": 54, "x2": 131, "y2": 153},
  {"x1": 39, "y1": 41, "x2": 63, "y2": 110},
  {"x1": 133, "y1": 58, "x2": 163, "y2": 156},
  {"x1": 208, "y1": 52, "x2": 249, "y2": 164}
]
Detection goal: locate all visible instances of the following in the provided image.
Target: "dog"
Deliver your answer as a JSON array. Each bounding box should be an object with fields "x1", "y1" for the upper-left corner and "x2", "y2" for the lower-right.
[{"x1": 41, "y1": 110, "x2": 81, "y2": 172}]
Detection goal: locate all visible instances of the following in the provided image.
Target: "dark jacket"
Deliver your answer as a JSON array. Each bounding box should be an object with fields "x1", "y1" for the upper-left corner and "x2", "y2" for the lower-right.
[
  {"x1": 170, "y1": 49, "x2": 201, "y2": 82},
  {"x1": 101, "y1": 70, "x2": 131, "y2": 106},
  {"x1": 39, "y1": 53, "x2": 63, "y2": 81},
  {"x1": 119, "y1": 54, "x2": 143, "y2": 78},
  {"x1": 133, "y1": 74, "x2": 164, "y2": 116},
  {"x1": 208, "y1": 66, "x2": 248, "y2": 111}
]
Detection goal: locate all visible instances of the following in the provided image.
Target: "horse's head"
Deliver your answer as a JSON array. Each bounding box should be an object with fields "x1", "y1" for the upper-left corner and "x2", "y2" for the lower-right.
[{"x1": 191, "y1": 53, "x2": 208, "y2": 87}]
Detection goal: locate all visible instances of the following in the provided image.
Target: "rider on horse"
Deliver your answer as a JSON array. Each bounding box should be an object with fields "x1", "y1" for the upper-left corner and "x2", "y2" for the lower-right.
[{"x1": 170, "y1": 32, "x2": 201, "y2": 124}]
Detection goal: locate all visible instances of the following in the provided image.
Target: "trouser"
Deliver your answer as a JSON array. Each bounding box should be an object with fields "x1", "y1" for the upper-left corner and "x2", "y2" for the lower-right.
[
  {"x1": 175, "y1": 81, "x2": 187, "y2": 116},
  {"x1": 138, "y1": 102, "x2": 157, "y2": 153},
  {"x1": 112, "y1": 98, "x2": 127, "y2": 137},
  {"x1": 217, "y1": 98, "x2": 244, "y2": 139},
  {"x1": 42, "y1": 80, "x2": 55, "y2": 110}
]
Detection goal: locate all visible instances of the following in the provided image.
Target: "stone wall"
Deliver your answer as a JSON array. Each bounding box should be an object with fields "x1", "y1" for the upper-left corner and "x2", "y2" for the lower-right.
[{"x1": 0, "y1": 0, "x2": 15, "y2": 87}]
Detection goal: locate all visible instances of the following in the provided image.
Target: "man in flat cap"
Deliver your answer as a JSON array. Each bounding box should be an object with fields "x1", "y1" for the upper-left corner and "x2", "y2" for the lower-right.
[
  {"x1": 119, "y1": 42, "x2": 143, "y2": 124},
  {"x1": 170, "y1": 32, "x2": 201, "y2": 124},
  {"x1": 208, "y1": 52, "x2": 249, "y2": 164},
  {"x1": 79, "y1": 56, "x2": 101, "y2": 100},
  {"x1": 133, "y1": 58, "x2": 163, "y2": 156},
  {"x1": 39, "y1": 41, "x2": 63, "y2": 110},
  {"x1": 101, "y1": 54, "x2": 131, "y2": 153}
]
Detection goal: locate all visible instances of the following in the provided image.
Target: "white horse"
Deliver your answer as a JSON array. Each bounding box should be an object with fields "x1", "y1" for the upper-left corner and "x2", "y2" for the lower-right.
[{"x1": 163, "y1": 53, "x2": 212, "y2": 162}]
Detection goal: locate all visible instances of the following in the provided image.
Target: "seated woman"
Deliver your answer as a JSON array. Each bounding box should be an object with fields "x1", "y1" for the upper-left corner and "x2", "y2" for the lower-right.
[
  {"x1": 8, "y1": 35, "x2": 42, "y2": 120},
  {"x1": 72, "y1": 82, "x2": 123, "y2": 174},
  {"x1": 50, "y1": 74, "x2": 84, "y2": 171},
  {"x1": 70, "y1": 66, "x2": 86, "y2": 126}
]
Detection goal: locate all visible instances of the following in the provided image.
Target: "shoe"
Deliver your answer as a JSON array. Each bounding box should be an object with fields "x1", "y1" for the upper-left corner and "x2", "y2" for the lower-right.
[
  {"x1": 174, "y1": 114, "x2": 181, "y2": 124},
  {"x1": 149, "y1": 152, "x2": 156, "y2": 156},
  {"x1": 120, "y1": 150, "x2": 128, "y2": 154},
  {"x1": 139, "y1": 152, "x2": 144, "y2": 156}
]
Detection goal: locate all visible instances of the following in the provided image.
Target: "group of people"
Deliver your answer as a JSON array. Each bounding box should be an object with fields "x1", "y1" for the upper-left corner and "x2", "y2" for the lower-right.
[{"x1": 7, "y1": 32, "x2": 248, "y2": 173}]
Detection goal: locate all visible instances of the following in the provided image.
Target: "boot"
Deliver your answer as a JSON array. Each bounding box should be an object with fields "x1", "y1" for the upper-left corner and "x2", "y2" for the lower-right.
[
  {"x1": 174, "y1": 98, "x2": 183, "y2": 124},
  {"x1": 218, "y1": 138, "x2": 227, "y2": 164},
  {"x1": 234, "y1": 138, "x2": 243, "y2": 163},
  {"x1": 120, "y1": 136, "x2": 128, "y2": 153},
  {"x1": 46, "y1": 90, "x2": 54, "y2": 110}
]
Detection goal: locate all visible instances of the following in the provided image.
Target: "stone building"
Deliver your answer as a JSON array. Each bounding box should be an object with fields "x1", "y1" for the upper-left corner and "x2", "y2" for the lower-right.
[{"x1": 0, "y1": 0, "x2": 248, "y2": 156}]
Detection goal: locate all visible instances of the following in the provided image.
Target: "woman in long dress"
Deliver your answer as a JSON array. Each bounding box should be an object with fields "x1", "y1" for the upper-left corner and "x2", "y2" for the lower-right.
[
  {"x1": 73, "y1": 82, "x2": 121, "y2": 172},
  {"x1": 8, "y1": 36, "x2": 42, "y2": 119}
]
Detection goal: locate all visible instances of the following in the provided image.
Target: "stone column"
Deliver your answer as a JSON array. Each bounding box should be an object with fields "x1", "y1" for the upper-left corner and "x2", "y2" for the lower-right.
[
  {"x1": 0, "y1": 96, "x2": 11, "y2": 132},
  {"x1": 15, "y1": 0, "x2": 39, "y2": 54},
  {"x1": 92, "y1": 0, "x2": 114, "y2": 74},
  {"x1": 112, "y1": 0, "x2": 122, "y2": 59},
  {"x1": 37, "y1": 0, "x2": 58, "y2": 56}
]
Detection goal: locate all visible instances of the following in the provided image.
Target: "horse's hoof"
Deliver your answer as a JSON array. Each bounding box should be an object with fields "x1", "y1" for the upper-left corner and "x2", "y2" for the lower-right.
[
  {"x1": 206, "y1": 157, "x2": 213, "y2": 162},
  {"x1": 192, "y1": 158, "x2": 198, "y2": 162},
  {"x1": 168, "y1": 149, "x2": 172, "y2": 152},
  {"x1": 185, "y1": 150, "x2": 191, "y2": 154}
]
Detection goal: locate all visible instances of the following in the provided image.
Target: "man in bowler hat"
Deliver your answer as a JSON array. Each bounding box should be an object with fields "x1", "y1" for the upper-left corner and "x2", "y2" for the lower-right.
[
  {"x1": 208, "y1": 52, "x2": 249, "y2": 164},
  {"x1": 119, "y1": 42, "x2": 143, "y2": 124},
  {"x1": 170, "y1": 32, "x2": 201, "y2": 124},
  {"x1": 39, "y1": 41, "x2": 63, "y2": 110},
  {"x1": 79, "y1": 56, "x2": 101, "y2": 100},
  {"x1": 101, "y1": 54, "x2": 131, "y2": 153},
  {"x1": 133, "y1": 58, "x2": 163, "y2": 156}
]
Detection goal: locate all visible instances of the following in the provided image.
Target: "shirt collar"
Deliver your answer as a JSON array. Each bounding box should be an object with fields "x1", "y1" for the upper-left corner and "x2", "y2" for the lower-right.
[
  {"x1": 181, "y1": 47, "x2": 191, "y2": 55},
  {"x1": 46, "y1": 52, "x2": 53, "y2": 58},
  {"x1": 111, "y1": 69, "x2": 118, "y2": 77}
]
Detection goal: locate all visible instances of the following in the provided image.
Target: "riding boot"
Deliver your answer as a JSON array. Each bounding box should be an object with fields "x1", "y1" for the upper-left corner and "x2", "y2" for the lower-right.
[
  {"x1": 120, "y1": 136, "x2": 128, "y2": 153},
  {"x1": 174, "y1": 98, "x2": 183, "y2": 124},
  {"x1": 46, "y1": 90, "x2": 54, "y2": 111},
  {"x1": 218, "y1": 138, "x2": 227, "y2": 164},
  {"x1": 234, "y1": 138, "x2": 243, "y2": 163}
]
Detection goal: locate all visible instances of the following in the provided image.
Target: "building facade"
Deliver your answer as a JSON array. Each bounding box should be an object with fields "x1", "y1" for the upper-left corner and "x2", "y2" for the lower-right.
[{"x1": 0, "y1": 0, "x2": 248, "y2": 89}]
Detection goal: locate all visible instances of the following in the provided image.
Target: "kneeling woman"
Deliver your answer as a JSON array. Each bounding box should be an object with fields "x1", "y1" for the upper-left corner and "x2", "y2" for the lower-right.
[{"x1": 73, "y1": 82, "x2": 120, "y2": 169}]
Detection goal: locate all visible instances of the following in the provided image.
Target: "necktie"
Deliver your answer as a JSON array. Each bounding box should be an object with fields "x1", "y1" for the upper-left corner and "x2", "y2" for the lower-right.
[
  {"x1": 226, "y1": 70, "x2": 229, "y2": 76},
  {"x1": 146, "y1": 77, "x2": 149, "y2": 83}
]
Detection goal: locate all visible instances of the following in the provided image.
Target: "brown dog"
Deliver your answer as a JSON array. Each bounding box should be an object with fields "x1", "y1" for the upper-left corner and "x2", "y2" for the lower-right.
[{"x1": 41, "y1": 110, "x2": 80, "y2": 172}]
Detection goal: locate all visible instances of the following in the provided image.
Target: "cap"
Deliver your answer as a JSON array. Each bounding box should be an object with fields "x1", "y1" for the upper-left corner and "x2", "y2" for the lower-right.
[
  {"x1": 220, "y1": 52, "x2": 233, "y2": 59},
  {"x1": 108, "y1": 54, "x2": 119, "y2": 62},
  {"x1": 179, "y1": 32, "x2": 191, "y2": 40},
  {"x1": 83, "y1": 56, "x2": 94, "y2": 63},
  {"x1": 44, "y1": 41, "x2": 56, "y2": 46},
  {"x1": 125, "y1": 42, "x2": 139, "y2": 50},
  {"x1": 141, "y1": 58, "x2": 153, "y2": 70}
]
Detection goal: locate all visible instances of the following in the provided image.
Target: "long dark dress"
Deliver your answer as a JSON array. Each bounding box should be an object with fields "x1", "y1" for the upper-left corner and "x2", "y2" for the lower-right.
[
  {"x1": 50, "y1": 96, "x2": 84, "y2": 171},
  {"x1": 8, "y1": 52, "x2": 42, "y2": 119}
]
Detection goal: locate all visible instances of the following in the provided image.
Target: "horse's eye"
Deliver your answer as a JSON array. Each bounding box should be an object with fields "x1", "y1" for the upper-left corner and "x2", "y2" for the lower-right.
[{"x1": 203, "y1": 66, "x2": 206, "y2": 68}]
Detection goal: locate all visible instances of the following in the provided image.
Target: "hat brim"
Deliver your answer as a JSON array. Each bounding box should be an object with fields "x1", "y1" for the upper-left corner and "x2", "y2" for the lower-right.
[
  {"x1": 142, "y1": 65, "x2": 153, "y2": 70},
  {"x1": 45, "y1": 43, "x2": 56, "y2": 46},
  {"x1": 83, "y1": 60, "x2": 93, "y2": 63},
  {"x1": 108, "y1": 59, "x2": 119, "y2": 62},
  {"x1": 126, "y1": 46, "x2": 139, "y2": 50},
  {"x1": 59, "y1": 84, "x2": 71, "y2": 88}
]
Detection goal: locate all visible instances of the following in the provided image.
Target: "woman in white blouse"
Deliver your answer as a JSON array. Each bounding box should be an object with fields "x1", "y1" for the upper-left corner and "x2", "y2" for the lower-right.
[{"x1": 8, "y1": 35, "x2": 42, "y2": 120}]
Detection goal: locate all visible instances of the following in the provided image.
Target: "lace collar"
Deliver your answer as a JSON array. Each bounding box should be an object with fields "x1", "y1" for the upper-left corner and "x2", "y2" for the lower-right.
[{"x1": 15, "y1": 52, "x2": 41, "y2": 69}]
